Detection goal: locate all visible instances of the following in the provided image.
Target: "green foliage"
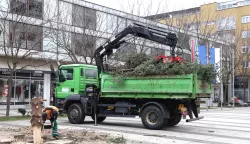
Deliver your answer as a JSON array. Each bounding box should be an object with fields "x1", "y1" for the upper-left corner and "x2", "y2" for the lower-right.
[
  {"x1": 125, "y1": 53, "x2": 150, "y2": 69},
  {"x1": 109, "y1": 54, "x2": 216, "y2": 85},
  {"x1": 108, "y1": 136, "x2": 126, "y2": 144},
  {"x1": 0, "y1": 116, "x2": 30, "y2": 121}
]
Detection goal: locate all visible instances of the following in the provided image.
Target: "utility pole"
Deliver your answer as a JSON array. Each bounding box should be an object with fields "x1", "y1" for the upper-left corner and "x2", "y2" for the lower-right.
[
  {"x1": 206, "y1": 42, "x2": 209, "y2": 111},
  {"x1": 56, "y1": 0, "x2": 59, "y2": 62},
  {"x1": 220, "y1": 46, "x2": 223, "y2": 110},
  {"x1": 232, "y1": 47, "x2": 235, "y2": 109}
]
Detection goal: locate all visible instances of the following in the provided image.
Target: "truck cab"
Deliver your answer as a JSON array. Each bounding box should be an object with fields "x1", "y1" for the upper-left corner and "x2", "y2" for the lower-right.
[{"x1": 55, "y1": 64, "x2": 98, "y2": 111}]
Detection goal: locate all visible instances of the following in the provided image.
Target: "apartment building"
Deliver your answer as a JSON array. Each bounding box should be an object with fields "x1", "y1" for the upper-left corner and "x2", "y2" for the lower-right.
[
  {"x1": 0, "y1": 0, "x2": 195, "y2": 108},
  {"x1": 147, "y1": 0, "x2": 250, "y2": 102}
]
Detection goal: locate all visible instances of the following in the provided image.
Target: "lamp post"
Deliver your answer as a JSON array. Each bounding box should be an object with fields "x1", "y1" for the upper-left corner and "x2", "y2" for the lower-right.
[{"x1": 220, "y1": 46, "x2": 223, "y2": 110}]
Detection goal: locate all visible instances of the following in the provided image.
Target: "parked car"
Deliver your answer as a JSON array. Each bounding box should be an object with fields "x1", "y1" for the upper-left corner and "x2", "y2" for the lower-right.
[{"x1": 229, "y1": 96, "x2": 248, "y2": 107}]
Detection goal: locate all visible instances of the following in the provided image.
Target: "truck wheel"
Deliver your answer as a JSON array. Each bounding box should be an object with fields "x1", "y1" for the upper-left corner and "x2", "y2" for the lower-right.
[
  {"x1": 167, "y1": 114, "x2": 182, "y2": 127},
  {"x1": 91, "y1": 116, "x2": 106, "y2": 123},
  {"x1": 141, "y1": 105, "x2": 164, "y2": 130},
  {"x1": 67, "y1": 103, "x2": 85, "y2": 124}
]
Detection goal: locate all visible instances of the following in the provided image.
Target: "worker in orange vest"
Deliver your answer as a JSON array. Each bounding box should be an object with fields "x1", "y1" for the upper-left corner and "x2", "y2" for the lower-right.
[{"x1": 42, "y1": 106, "x2": 59, "y2": 139}]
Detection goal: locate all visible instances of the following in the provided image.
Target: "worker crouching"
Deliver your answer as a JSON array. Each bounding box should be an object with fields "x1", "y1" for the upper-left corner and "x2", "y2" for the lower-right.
[{"x1": 42, "y1": 106, "x2": 59, "y2": 139}]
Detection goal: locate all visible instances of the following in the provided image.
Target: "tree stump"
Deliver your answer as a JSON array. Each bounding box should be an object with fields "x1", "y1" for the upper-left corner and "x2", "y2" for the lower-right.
[{"x1": 30, "y1": 98, "x2": 46, "y2": 144}]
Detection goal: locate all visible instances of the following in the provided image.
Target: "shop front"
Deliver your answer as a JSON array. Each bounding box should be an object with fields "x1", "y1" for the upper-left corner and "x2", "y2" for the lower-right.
[
  {"x1": 234, "y1": 76, "x2": 250, "y2": 103},
  {"x1": 0, "y1": 68, "x2": 54, "y2": 108}
]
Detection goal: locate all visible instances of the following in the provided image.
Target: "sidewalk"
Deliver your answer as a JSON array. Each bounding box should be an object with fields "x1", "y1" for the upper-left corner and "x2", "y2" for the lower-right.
[{"x1": 0, "y1": 109, "x2": 31, "y2": 117}]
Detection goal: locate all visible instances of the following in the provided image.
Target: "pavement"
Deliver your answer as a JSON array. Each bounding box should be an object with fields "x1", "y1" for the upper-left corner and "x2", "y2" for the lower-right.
[
  {"x1": 0, "y1": 107, "x2": 250, "y2": 144},
  {"x1": 0, "y1": 109, "x2": 31, "y2": 117}
]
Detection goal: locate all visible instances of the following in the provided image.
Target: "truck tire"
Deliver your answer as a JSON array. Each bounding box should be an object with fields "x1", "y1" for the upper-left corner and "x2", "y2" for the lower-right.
[
  {"x1": 91, "y1": 116, "x2": 106, "y2": 123},
  {"x1": 141, "y1": 105, "x2": 165, "y2": 130},
  {"x1": 67, "y1": 103, "x2": 85, "y2": 124},
  {"x1": 167, "y1": 114, "x2": 182, "y2": 127}
]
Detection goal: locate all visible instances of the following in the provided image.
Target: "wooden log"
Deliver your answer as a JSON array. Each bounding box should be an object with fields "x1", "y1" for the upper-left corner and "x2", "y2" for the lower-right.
[{"x1": 30, "y1": 98, "x2": 46, "y2": 144}]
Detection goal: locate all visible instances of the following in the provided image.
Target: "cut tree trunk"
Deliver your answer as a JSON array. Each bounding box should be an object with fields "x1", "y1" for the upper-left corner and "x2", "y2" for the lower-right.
[
  {"x1": 6, "y1": 72, "x2": 13, "y2": 117},
  {"x1": 30, "y1": 98, "x2": 45, "y2": 144},
  {"x1": 223, "y1": 84, "x2": 228, "y2": 103}
]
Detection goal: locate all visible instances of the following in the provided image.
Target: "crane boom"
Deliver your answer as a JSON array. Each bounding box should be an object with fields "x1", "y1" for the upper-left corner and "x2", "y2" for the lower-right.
[{"x1": 94, "y1": 23, "x2": 178, "y2": 74}]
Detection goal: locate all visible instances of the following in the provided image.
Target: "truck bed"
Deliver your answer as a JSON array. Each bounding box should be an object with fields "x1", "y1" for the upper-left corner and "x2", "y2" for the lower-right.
[{"x1": 100, "y1": 73, "x2": 212, "y2": 99}]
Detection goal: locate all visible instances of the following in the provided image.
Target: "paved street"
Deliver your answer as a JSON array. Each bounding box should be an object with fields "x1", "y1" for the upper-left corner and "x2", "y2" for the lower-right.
[{"x1": 1, "y1": 107, "x2": 250, "y2": 144}]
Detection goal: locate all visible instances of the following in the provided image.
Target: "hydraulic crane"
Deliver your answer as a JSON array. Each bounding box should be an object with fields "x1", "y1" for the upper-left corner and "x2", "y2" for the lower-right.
[{"x1": 94, "y1": 23, "x2": 182, "y2": 75}]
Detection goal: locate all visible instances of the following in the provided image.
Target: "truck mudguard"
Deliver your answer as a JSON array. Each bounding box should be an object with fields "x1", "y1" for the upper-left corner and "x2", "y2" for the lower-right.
[
  {"x1": 140, "y1": 102, "x2": 170, "y2": 119},
  {"x1": 63, "y1": 94, "x2": 81, "y2": 110}
]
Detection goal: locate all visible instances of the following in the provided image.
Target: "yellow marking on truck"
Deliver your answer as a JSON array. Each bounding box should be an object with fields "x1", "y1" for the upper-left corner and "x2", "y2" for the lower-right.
[
  {"x1": 178, "y1": 104, "x2": 184, "y2": 110},
  {"x1": 108, "y1": 106, "x2": 114, "y2": 110}
]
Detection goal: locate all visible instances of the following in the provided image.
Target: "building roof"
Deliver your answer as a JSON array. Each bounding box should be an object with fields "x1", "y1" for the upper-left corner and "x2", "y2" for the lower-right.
[{"x1": 145, "y1": 7, "x2": 200, "y2": 20}]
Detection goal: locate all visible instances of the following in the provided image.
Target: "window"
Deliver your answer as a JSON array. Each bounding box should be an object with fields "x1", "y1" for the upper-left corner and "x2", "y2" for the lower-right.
[
  {"x1": 72, "y1": 5, "x2": 85, "y2": 28},
  {"x1": 81, "y1": 69, "x2": 84, "y2": 76},
  {"x1": 96, "y1": 11, "x2": 107, "y2": 32},
  {"x1": 242, "y1": 30, "x2": 250, "y2": 38},
  {"x1": 85, "y1": 8, "x2": 96, "y2": 30},
  {"x1": 10, "y1": 0, "x2": 43, "y2": 19},
  {"x1": 8, "y1": 22, "x2": 43, "y2": 50},
  {"x1": 242, "y1": 16, "x2": 250, "y2": 23},
  {"x1": 239, "y1": 0, "x2": 250, "y2": 6},
  {"x1": 217, "y1": 31, "x2": 235, "y2": 43},
  {"x1": 86, "y1": 69, "x2": 97, "y2": 79},
  {"x1": 10, "y1": 0, "x2": 27, "y2": 15},
  {"x1": 72, "y1": 5, "x2": 97, "y2": 30},
  {"x1": 106, "y1": 14, "x2": 117, "y2": 33},
  {"x1": 242, "y1": 46, "x2": 250, "y2": 53},
  {"x1": 241, "y1": 62, "x2": 250, "y2": 68},
  {"x1": 27, "y1": 0, "x2": 43, "y2": 19},
  {"x1": 217, "y1": 2, "x2": 239, "y2": 10},
  {"x1": 71, "y1": 33, "x2": 96, "y2": 57},
  {"x1": 117, "y1": 17, "x2": 126, "y2": 33},
  {"x1": 60, "y1": 69, "x2": 73, "y2": 82},
  {"x1": 202, "y1": 21, "x2": 216, "y2": 26},
  {"x1": 217, "y1": 17, "x2": 235, "y2": 30}
]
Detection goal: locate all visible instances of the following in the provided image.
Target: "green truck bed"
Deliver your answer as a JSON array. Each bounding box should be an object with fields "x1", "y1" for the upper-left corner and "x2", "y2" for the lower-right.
[{"x1": 100, "y1": 73, "x2": 212, "y2": 99}]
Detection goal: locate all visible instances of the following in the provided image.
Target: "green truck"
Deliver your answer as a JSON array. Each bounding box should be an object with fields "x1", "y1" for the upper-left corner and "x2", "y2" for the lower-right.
[{"x1": 55, "y1": 23, "x2": 212, "y2": 130}]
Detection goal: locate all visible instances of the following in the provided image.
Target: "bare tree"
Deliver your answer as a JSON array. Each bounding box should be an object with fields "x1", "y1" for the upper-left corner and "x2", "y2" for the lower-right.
[
  {"x1": 234, "y1": 26, "x2": 250, "y2": 103},
  {"x1": 48, "y1": 3, "x2": 125, "y2": 65},
  {"x1": 0, "y1": 0, "x2": 58, "y2": 116},
  {"x1": 157, "y1": 8, "x2": 243, "y2": 104}
]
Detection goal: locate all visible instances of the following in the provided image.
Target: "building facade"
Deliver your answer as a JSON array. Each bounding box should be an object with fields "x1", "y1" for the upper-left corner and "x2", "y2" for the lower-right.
[
  {"x1": 147, "y1": 0, "x2": 250, "y2": 103},
  {"x1": 0, "y1": 0, "x2": 194, "y2": 109}
]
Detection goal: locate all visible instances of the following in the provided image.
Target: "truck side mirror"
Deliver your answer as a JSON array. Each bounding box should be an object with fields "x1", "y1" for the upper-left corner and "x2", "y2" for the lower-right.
[
  {"x1": 59, "y1": 75, "x2": 66, "y2": 82},
  {"x1": 55, "y1": 71, "x2": 58, "y2": 78}
]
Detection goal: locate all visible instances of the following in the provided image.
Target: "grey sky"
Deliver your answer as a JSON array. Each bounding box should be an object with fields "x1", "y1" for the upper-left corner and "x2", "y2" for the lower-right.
[{"x1": 86, "y1": 0, "x2": 230, "y2": 16}]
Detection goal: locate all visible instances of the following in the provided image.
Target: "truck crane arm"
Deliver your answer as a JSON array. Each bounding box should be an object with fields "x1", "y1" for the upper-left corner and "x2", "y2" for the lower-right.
[{"x1": 94, "y1": 23, "x2": 179, "y2": 74}]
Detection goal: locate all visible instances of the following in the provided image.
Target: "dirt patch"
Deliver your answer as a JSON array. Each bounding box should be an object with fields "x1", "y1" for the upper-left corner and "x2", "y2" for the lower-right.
[{"x1": 0, "y1": 126, "x2": 122, "y2": 144}]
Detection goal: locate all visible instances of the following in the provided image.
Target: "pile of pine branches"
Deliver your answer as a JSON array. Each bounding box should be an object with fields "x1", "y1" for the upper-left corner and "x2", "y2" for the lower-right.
[{"x1": 108, "y1": 53, "x2": 216, "y2": 84}]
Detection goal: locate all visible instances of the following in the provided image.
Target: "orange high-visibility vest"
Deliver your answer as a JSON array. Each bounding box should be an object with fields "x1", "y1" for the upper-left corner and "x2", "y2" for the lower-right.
[{"x1": 42, "y1": 106, "x2": 59, "y2": 120}]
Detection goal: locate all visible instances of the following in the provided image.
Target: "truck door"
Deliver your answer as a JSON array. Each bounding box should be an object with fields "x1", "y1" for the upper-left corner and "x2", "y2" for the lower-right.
[
  {"x1": 84, "y1": 69, "x2": 98, "y2": 96},
  {"x1": 85, "y1": 69, "x2": 98, "y2": 86},
  {"x1": 56, "y1": 68, "x2": 75, "y2": 99}
]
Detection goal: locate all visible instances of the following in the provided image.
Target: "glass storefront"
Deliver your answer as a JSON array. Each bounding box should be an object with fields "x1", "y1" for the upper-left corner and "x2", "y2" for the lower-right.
[
  {"x1": 0, "y1": 70, "x2": 46, "y2": 105},
  {"x1": 0, "y1": 78, "x2": 8, "y2": 104}
]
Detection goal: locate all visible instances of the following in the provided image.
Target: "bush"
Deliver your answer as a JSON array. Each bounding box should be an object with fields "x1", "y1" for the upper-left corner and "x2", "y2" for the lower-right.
[{"x1": 110, "y1": 54, "x2": 216, "y2": 85}]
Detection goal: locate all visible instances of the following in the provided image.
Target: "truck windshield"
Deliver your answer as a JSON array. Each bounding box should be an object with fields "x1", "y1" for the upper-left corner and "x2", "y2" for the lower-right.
[{"x1": 59, "y1": 68, "x2": 73, "y2": 82}]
